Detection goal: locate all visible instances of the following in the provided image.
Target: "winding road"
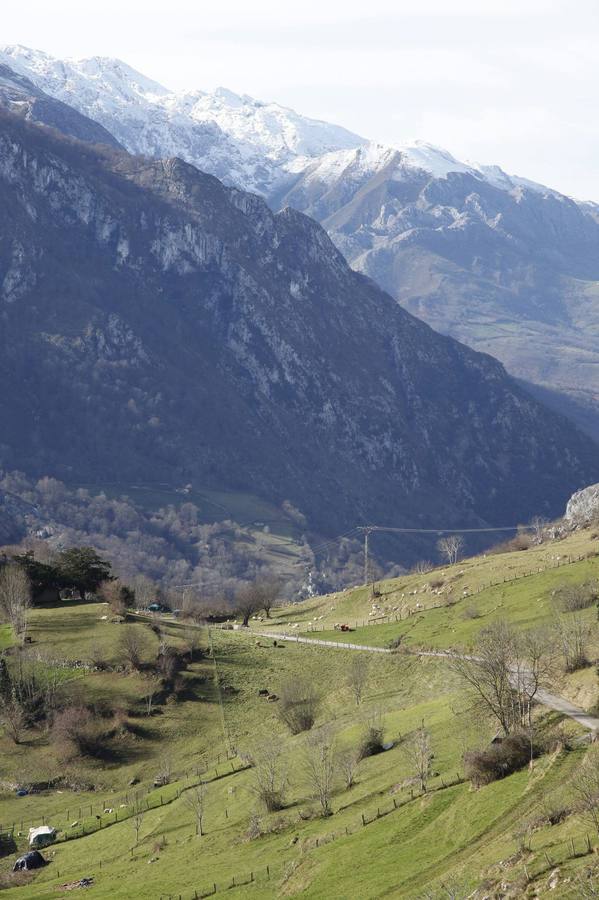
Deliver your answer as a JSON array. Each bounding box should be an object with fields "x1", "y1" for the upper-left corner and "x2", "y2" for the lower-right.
[{"x1": 248, "y1": 630, "x2": 599, "y2": 733}]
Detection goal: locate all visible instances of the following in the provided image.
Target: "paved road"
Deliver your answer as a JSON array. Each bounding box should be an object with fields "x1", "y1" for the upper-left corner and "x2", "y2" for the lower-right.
[
  {"x1": 129, "y1": 615, "x2": 599, "y2": 734},
  {"x1": 249, "y1": 631, "x2": 599, "y2": 733}
]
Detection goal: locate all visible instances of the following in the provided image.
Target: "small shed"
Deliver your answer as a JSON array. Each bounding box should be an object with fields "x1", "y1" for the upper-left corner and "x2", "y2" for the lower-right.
[
  {"x1": 28, "y1": 825, "x2": 56, "y2": 849},
  {"x1": 13, "y1": 850, "x2": 46, "y2": 871}
]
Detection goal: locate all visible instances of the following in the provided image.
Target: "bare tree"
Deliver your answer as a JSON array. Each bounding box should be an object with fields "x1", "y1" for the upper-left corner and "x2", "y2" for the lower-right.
[
  {"x1": 303, "y1": 728, "x2": 336, "y2": 816},
  {"x1": 0, "y1": 563, "x2": 31, "y2": 643},
  {"x1": 402, "y1": 721, "x2": 433, "y2": 793},
  {"x1": 155, "y1": 754, "x2": 173, "y2": 786},
  {"x1": 437, "y1": 535, "x2": 464, "y2": 566},
  {"x1": 250, "y1": 742, "x2": 288, "y2": 812},
  {"x1": 130, "y1": 798, "x2": 145, "y2": 846},
  {"x1": 413, "y1": 560, "x2": 433, "y2": 575},
  {"x1": 182, "y1": 781, "x2": 208, "y2": 836},
  {"x1": 235, "y1": 583, "x2": 263, "y2": 627},
  {"x1": 509, "y1": 627, "x2": 555, "y2": 728},
  {"x1": 278, "y1": 675, "x2": 320, "y2": 734},
  {"x1": 260, "y1": 578, "x2": 281, "y2": 619},
  {"x1": 574, "y1": 748, "x2": 599, "y2": 835},
  {"x1": 553, "y1": 610, "x2": 590, "y2": 672},
  {"x1": 337, "y1": 747, "x2": 359, "y2": 789},
  {"x1": 98, "y1": 579, "x2": 130, "y2": 616},
  {"x1": 451, "y1": 621, "x2": 516, "y2": 736},
  {"x1": 118, "y1": 626, "x2": 149, "y2": 671},
  {"x1": 0, "y1": 692, "x2": 26, "y2": 743},
  {"x1": 347, "y1": 655, "x2": 370, "y2": 706},
  {"x1": 143, "y1": 675, "x2": 161, "y2": 716},
  {"x1": 453, "y1": 622, "x2": 555, "y2": 734},
  {"x1": 183, "y1": 626, "x2": 202, "y2": 661},
  {"x1": 530, "y1": 515, "x2": 548, "y2": 544},
  {"x1": 131, "y1": 575, "x2": 157, "y2": 610}
]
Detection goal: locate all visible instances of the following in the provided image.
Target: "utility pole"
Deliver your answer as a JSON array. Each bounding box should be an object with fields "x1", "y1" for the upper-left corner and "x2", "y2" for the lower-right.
[{"x1": 361, "y1": 527, "x2": 374, "y2": 585}]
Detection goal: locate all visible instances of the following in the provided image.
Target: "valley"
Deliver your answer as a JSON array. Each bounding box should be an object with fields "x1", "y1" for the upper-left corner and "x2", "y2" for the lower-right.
[{"x1": 2, "y1": 523, "x2": 599, "y2": 897}]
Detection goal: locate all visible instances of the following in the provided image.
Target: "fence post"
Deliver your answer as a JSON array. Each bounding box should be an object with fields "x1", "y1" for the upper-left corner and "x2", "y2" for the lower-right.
[{"x1": 361, "y1": 813, "x2": 366, "y2": 826}]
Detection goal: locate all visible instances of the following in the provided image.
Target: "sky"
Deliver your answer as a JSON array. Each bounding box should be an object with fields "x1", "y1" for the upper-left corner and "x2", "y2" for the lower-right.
[{"x1": 3, "y1": 0, "x2": 599, "y2": 200}]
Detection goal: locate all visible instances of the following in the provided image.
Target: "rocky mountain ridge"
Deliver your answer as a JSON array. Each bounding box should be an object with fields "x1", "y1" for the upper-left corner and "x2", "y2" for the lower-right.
[
  {"x1": 1, "y1": 108, "x2": 597, "y2": 546},
  {"x1": 5, "y1": 46, "x2": 599, "y2": 438}
]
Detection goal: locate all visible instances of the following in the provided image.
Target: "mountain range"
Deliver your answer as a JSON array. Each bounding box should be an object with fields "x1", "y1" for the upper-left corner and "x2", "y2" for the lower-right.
[
  {"x1": 1, "y1": 99, "x2": 598, "y2": 545},
  {"x1": 3, "y1": 45, "x2": 598, "y2": 440}
]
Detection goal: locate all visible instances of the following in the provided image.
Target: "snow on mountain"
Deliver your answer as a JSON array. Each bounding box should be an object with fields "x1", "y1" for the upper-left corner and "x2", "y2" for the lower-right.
[
  {"x1": 0, "y1": 44, "x2": 556, "y2": 202},
  {"x1": 0, "y1": 45, "x2": 365, "y2": 195}
]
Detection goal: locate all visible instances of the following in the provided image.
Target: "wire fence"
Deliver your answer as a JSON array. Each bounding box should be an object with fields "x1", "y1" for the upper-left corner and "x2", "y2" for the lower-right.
[
  {"x1": 297, "y1": 552, "x2": 596, "y2": 634},
  {"x1": 0, "y1": 752, "x2": 247, "y2": 845}
]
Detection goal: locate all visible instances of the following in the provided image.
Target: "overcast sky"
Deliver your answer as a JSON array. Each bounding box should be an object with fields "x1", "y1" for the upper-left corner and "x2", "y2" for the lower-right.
[{"x1": 4, "y1": 0, "x2": 599, "y2": 200}]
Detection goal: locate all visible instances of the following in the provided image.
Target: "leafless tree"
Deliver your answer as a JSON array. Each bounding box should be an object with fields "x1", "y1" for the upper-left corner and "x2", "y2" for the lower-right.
[
  {"x1": 235, "y1": 583, "x2": 263, "y2": 627},
  {"x1": 131, "y1": 575, "x2": 157, "y2": 610},
  {"x1": 235, "y1": 578, "x2": 282, "y2": 625},
  {"x1": 260, "y1": 578, "x2": 281, "y2": 619},
  {"x1": 98, "y1": 579, "x2": 128, "y2": 616},
  {"x1": 509, "y1": 627, "x2": 556, "y2": 728},
  {"x1": 183, "y1": 781, "x2": 208, "y2": 836},
  {"x1": 413, "y1": 560, "x2": 433, "y2": 575},
  {"x1": 130, "y1": 798, "x2": 145, "y2": 846},
  {"x1": 530, "y1": 515, "x2": 548, "y2": 544},
  {"x1": 249, "y1": 742, "x2": 288, "y2": 811},
  {"x1": 402, "y1": 721, "x2": 433, "y2": 793},
  {"x1": 155, "y1": 754, "x2": 173, "y2": 786},
  {"x1": 553, "y1": 610, "x2": 590, "y2": 672},
  {"x1": 451, "y1": 621, "x2": 553, "y2": 735},
  {"x1": 347, "y1": 654, "x2": 370, "y2": 706},
  {"x1": 183, "y1": 626, "x2": 202, "y2": 661},
  {"x1": 337, "y1": 747, "x2": 359, "y2": 789},
  {"x1": 143, "y1": 675, "x2": 161, "y2": 716},
  {"x1": 451, "y1": 621, "x2": 516, "y2": 736},
  {"x1": 0, "y1": 563, "x2": 32, "y2": 642},
  {"x1": 118, "y1": 626, "x2": 149, "y2": 671},
  {"x1": 437, "y1": 535, "x2": 464, "y2": 566},
  {"x1": 278, "y1": 675, "x2": 320, "y2": 734},
  {"x1": 303, "y1": 728, "x2": 336, "y2": 816},
  {"x1": 574, "y1": 748, "x2": 599, "y2": 835},
  {"x1": 0, "y1": 692, "x2": 26, "y2": 743}
]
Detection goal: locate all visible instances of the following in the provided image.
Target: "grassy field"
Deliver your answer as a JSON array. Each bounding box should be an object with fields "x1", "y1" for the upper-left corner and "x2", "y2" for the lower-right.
[{"x1": 2, "y1": 530, "x2": 599, "y2": 896}]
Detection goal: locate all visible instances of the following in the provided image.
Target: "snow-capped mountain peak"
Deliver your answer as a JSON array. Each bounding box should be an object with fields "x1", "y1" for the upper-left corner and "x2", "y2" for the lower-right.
[{"x1": 0, "y1": 44, "x2": 564, "y2": 203}]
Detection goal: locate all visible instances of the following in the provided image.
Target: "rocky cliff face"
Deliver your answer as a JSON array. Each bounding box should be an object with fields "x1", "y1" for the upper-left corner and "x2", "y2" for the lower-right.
[
  {"x1": 0, "y1": 110, "x2": 598, "y2": 537},
  {"x1": 565, "y1": 484, "x2": 599, "y2": 527},
  {"x1": 275, "y1": 144, "x2": 599, "y2": 439},
  {"x1": 7, "y1": 46, "x2": 599, "y2": 440}
]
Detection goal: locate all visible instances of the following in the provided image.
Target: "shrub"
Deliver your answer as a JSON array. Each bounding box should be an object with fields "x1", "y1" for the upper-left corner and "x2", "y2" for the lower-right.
[
  {"x1": 52, "y1": 705, "x2": 111, "y2": 759},
  {"x1": 278, "y1": 676, "x2": 320, "y2": 734},
  {"x1": 118, "y1": 626, "x2": 150, "y2": 671},
  {"x1": 156, "y1": 646, "x2": 186, "y2": 686},
  {"x1": 463, "y1": 605, "x2": 481, "y2": 620},
  {"x1": 358, "y1": 713, "x2": 385, "y2": 760},
  {"x1": 555, "y1": 580, "x2": 598, "y2": 613},
  {"x1": 250, "y1": 743, "x2": 288, "y2": 812},
  {"x1": 489, "y1": 533, "x2": 532, "y2": 554},
  {"x1": 464, "y1": 731, "x2": 540, "y2": 788}
]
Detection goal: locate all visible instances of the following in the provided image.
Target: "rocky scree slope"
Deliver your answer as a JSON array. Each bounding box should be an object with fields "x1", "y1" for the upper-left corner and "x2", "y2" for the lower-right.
[
  {"x1": 0, "y1": 110, "x2": 598, "y2": 540},
  {"x1": 6, "y1": 46, "x2": 599, "y2": 439}
]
